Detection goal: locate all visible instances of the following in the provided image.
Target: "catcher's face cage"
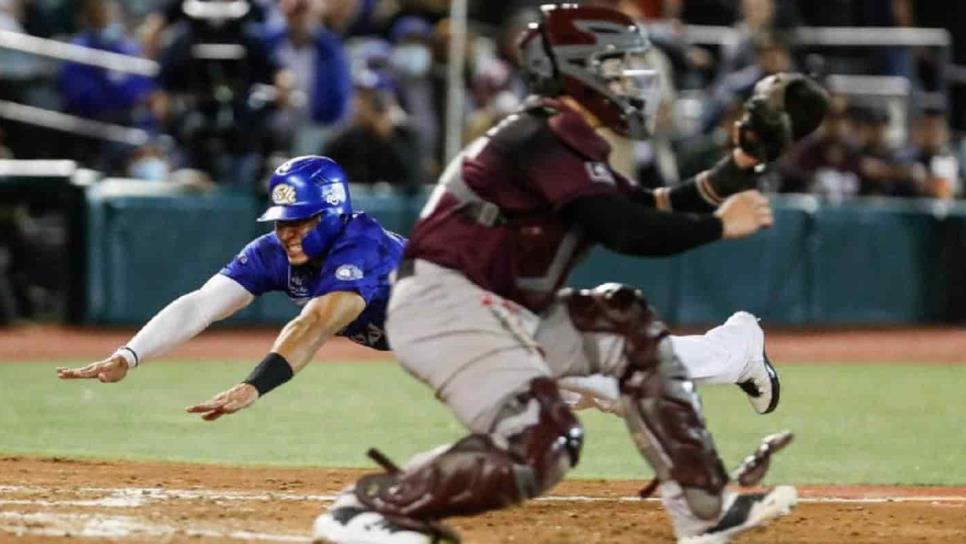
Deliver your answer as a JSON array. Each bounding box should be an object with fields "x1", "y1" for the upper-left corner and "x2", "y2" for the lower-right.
[
  {"x1": 527, "y1": 6, "x2": 661, "y2": 139},
  {"x1": 592, "y1": 50, "x2": 660, "y2": 137}
]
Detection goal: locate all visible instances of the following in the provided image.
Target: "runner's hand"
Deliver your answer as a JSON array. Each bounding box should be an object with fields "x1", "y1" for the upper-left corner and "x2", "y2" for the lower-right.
[
  {"x1": 57, "y1": 355, "x2": 128, "y2": 383},
  {"x1": 185, "y1": 383, "x2": 259, "y2": 421}
]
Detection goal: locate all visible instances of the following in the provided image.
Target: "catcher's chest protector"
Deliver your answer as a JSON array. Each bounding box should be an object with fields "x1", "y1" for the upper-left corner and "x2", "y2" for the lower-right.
[{"x1": 406, "y1": 99, "x2": 638, "y2": 313}]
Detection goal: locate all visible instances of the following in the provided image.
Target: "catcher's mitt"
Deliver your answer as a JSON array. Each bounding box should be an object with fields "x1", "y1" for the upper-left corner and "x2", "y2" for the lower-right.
[{"x1": 738, "y1": 73, "x2": 830, "y2": 163}]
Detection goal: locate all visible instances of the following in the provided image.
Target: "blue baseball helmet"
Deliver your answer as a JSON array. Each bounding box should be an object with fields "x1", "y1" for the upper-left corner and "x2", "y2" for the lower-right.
[
  {"x1": 259, "y1": 156, "x2": 353, "y2": 258},
  {"x1": 259, "y1": 155, "x2": 352, "y2": 222}
]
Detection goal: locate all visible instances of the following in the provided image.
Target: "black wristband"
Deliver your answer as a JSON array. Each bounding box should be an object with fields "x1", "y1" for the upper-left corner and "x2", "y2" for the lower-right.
[
  {"x1": 243, "y1": 353, "x2": 294, "y2": 397},
  {"x1": 667, "y1": 181, "x2": 718, "y2": 213}
]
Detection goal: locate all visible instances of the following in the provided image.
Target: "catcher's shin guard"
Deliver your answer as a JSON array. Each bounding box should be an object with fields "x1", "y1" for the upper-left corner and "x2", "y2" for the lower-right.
[
  {"x1": 355, "y1": 377, "x2": 583, "y2": 520},
  {"x1": 563, "y1": 283, "x2": 729, "y2": 520}
]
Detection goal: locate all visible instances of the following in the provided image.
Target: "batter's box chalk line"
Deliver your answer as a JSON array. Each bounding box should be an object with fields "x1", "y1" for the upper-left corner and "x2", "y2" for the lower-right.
[{"x1": 1, "y1": 484, "x2": 964, "y2": 542}]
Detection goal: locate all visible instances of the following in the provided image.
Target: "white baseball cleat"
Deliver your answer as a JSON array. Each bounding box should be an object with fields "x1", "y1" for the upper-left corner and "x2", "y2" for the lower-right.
[
  {"x1": 677, "y1": 486, "x2": 798, "y2": 544},
  {"x1": 731, "y1": 312, "x2": 781, "y2": 415},
  {"x1": 313, "y1": 490, "x2": 442, "y2": 544}
]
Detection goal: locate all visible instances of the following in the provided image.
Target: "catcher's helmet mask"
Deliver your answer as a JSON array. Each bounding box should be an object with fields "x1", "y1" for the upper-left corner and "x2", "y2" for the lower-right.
[{"x1": 520, "y1": 5, "x2": 661, "y2": 139}]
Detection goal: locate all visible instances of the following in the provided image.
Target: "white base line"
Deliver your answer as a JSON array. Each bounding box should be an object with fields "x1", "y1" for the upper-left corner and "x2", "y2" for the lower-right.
[
  {"x1": 1, "y1": 485, "x2": 964, "y2": 543},
  {"x1": 538, "y1": 495, "x2": 966, "y2": 504},
  {"x1": 0, "y1": 511, "x2": 309, "y2": 542},
  {"x1": 1, "y1": 485, "x2": 964, "y2": 505}
]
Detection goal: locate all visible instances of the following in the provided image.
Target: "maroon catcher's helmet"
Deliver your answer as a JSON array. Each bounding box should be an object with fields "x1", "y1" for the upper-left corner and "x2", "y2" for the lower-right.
[{"x1": 519, "y1": 4, "x2": 660, "y2": 139}]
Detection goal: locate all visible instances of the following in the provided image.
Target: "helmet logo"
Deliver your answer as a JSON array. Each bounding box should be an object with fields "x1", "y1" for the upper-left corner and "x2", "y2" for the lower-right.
[
  {"x1": 322, "y1": 184, "x2": 346, "y2": 206},
  {"x1": 272, "y1": 183, "x2": 297, "y2": 205}
]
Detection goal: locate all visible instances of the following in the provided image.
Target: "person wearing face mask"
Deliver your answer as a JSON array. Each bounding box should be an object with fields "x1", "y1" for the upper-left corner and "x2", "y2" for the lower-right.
[
  {"x1": 58, "y1": 156, "x2": 407, "y2": 421},
  {"x1": 263, "y1": 0, "x2": 353, "y2": 154},
  {"x1": 126, "y1": 138, "x2": 176, "y2": 182},
  {"x1": 387, "y1": 15, "x2": 437, "y2": 183},
  {"x1": 322, "y1": 72, "x2": 422, "y2": 190},
  {"x1": 390, "y1": 33, "x2": 432, "y2": 78},
  {"x1": 58, "y1": 0, "x2": 156, "y2": 120},
  {"x1": 57, "y1": 0, "x2": 157, "y2": 172}
]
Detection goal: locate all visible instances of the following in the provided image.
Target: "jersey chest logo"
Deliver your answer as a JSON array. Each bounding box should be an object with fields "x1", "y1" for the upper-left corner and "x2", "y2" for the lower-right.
[{"x1": 288, "y1": 267, "x2": 317, "y2": 298}]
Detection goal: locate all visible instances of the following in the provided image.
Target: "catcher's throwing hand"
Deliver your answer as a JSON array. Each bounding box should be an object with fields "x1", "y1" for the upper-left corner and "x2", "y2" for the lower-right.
[
  {"x1": 56, "y1": 355, "x2": 128, "y2": 383},
  {"x1": 186, "y1": 383, "x2": 259, "y2": 421},
  {"x1": 715, "y1": 190, "x2": 774, "y2": 239}
]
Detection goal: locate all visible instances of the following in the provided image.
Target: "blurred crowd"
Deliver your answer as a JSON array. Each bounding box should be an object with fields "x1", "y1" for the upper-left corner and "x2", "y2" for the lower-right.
[{"x1": 0, "y1": 0, "x2": 964, "y2": 200}]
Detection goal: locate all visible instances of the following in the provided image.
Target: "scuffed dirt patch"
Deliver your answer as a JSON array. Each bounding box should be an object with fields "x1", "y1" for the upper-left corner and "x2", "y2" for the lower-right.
[{"x1": 1, "y1": 457, "x2": 964, "y2": 543}]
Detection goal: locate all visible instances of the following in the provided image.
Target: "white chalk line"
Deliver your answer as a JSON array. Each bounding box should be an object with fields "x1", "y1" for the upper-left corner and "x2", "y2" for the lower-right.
[
  {"x1": 0, "y1": 511, "x2": 309, "y2": 542},
  {"x1": 2, "y1": 484, "x2": 965, "y2": 506},
  {"x1": 1, "y1": 484, "x2": 964, "y2": 542},
  {"x1": 0, "y1": 484, "x2": 334, "y2": 505},
  {"x1": 539, "y1": 495, "x2": 966, "y2": 504}
]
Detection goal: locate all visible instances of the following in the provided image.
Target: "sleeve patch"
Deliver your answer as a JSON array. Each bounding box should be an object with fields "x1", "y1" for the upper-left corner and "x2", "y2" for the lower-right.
[
  {"x1": 335, "y1": 264, "x2": 364, "y2": 281},
  {"x1": 585, "y1": 162, "x2": 616, "y2": 185}
]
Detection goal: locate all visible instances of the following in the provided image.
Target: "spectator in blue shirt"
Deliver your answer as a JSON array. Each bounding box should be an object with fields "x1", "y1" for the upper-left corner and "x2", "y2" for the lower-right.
[
  {"x1": 264, "y1": 0, "x2": 353, "y2": 155},
  {"x1": 57, "y1": 0, "x2": 157, "y2": 172},
  {"x1": 57, "y1": 0, "x2": 155, "y2": 121}
]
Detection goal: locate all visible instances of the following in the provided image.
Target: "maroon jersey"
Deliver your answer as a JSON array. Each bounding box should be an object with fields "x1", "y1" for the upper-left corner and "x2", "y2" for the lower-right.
[{"x1": 405, "y1": 99, "x2": 641, "y2": 312}]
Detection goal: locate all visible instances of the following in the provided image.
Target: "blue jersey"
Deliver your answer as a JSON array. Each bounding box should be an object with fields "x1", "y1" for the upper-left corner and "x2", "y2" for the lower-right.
[{"x1": 220, "y1": 213, "x2": 405, "y2": 351}]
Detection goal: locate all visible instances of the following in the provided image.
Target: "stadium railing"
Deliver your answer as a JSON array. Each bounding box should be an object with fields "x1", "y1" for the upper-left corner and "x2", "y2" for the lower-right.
[{"x1": 75, "y1": 187, "x2": 966, "y2": 326}]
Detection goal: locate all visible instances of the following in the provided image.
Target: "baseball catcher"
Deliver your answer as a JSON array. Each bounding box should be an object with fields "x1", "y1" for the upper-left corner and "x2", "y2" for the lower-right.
[{"x1": 314, "y1": 4, "x2": 826, "y2": 544}]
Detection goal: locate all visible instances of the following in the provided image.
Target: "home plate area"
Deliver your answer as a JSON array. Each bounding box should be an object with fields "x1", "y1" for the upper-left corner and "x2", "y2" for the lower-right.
[{"x1": 1, "y1": 458, "x2": 964, "y2": 544}]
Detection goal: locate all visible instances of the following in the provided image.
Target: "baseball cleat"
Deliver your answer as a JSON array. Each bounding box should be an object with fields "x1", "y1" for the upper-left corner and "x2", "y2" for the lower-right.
[
  {"x1": 677, "y1": 486, "x2": 798, "y2": 544},
  {"x1": 732, "y1": 313, "x2": 781, "y2": 414},
  {"x1": 313, "y1": 490, "x2": 455, "y2": 544}
]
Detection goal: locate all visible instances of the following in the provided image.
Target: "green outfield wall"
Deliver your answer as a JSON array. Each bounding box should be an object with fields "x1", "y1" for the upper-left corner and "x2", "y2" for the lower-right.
[{"x1": 76, "y1": 185, "x2": 966, "y2": 326}]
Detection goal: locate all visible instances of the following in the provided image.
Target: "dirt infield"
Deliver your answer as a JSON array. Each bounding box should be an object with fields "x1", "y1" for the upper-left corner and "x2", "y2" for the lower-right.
[
  {"x1": 1, "y1": 457, "x2": 965, "y2": 544},
  {"x1": 2, "y1": 325, "x2": 965, "y2": 363},
  {"x1": 2, "y1": 327, "x2": 965, "y2": 542}
]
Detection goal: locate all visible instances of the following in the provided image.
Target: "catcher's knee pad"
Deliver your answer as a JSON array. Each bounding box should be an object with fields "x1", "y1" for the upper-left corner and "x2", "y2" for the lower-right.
[
  {"x1": 494, "y1": 375, "x2": 584, "y2": 497},
  {"x1": 562, "y1": 283, "x2": 728, "y2": 520},
  {"x1": 563, "y1": 283, "x2": 666, "y2": 371},
  {"x1": 354, "y1": 377, "x2": 582, "y2": 520}
]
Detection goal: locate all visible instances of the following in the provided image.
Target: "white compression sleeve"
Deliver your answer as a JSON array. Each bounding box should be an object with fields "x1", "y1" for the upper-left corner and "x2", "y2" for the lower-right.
[{"x1": 121, "y1": 274, "x2": 255, "y2": 366}]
